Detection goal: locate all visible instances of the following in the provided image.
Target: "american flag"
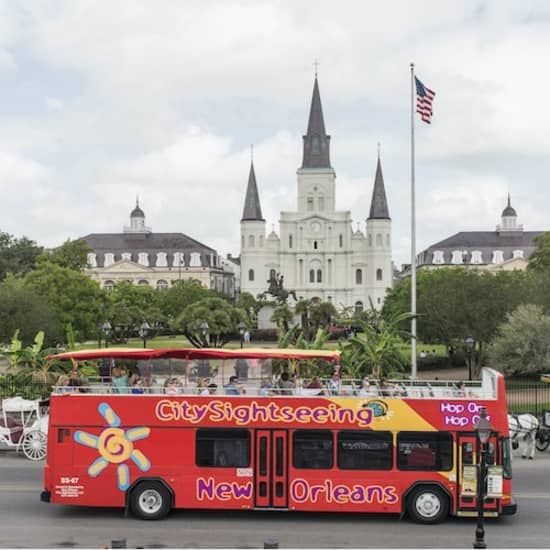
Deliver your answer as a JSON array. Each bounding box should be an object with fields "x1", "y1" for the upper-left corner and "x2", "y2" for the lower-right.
[{"x1": 415, "y1": 76, "x2": 435, "y2": 124}]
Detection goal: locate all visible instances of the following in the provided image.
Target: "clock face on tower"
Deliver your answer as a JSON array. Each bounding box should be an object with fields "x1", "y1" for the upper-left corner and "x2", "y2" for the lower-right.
[{"x1": 311, "y1": 221, "x2": 321, "y2": 233}]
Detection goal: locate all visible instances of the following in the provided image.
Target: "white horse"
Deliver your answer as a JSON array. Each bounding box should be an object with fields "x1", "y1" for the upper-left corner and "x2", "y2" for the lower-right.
[{"x1": 508, "y1": 413, "x2": 539, "y2": 459}]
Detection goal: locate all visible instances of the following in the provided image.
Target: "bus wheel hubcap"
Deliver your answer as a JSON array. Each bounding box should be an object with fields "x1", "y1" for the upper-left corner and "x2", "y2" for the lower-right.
[
  {"x1": 416, "y1": 493, "x2": 440, "y2": 518},
  {"x1": 139, "y1": 490, "x2": 162, "y2": 513}
]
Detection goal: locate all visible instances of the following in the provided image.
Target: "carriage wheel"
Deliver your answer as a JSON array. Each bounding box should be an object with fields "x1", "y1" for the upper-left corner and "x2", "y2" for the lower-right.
[
  {"x1": 21, "y1": 430, "x2": 47, "y2": 461},
  {"x1": 536, "y1": 430, "x2": 550, "y2": 452}
]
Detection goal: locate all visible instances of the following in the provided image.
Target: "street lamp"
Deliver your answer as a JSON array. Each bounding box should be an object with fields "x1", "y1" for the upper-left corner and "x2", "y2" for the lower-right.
[
  {"x1": 199, "y1": 321, "x2": 209, "y2": 347},
  {"x1": 101, "y1": 321, "x2": 112, "y2": 348},
  {"x1": 238, "y1": 321, "x2": 246, "y2": 349},
  {"x1": 473, "y1": 407, "x2": 493, "y2": 550},
  {"x1": 465, "y1": 336, "x2": 475, "y2": 381},
  {"x1": 139, "y1": 320, "x2": 151, "y2": 349}
]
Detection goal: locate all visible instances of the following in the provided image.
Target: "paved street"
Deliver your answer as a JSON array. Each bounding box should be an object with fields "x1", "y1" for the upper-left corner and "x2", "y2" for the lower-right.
[{"x1": 1, "y1": 449, "x2": 550, "y2": 548}]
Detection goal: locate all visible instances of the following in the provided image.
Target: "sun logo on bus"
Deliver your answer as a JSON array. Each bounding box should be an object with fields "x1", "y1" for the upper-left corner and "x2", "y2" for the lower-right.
[{"x1": 74, "y1": 402, "x2": 151, "y2": 491}]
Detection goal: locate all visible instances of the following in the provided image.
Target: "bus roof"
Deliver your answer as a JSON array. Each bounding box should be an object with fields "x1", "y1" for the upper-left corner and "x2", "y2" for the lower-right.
[{"x1": 48, "y1": 347, "x2": 341, "y2": 362}]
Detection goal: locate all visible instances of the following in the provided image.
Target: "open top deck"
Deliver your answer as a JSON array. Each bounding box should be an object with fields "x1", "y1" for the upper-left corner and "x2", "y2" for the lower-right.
[{"x1": 48, "y1": 347, "x2": 501, "y2": 401}]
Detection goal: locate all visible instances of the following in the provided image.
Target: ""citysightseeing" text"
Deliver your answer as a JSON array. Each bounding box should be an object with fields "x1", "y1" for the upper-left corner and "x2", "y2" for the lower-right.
[{"x1": 155, "y1": 399, "x2": 373, "y2": 427}]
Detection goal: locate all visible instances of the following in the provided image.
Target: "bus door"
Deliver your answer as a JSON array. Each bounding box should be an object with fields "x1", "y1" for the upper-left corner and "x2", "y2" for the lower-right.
[
  {"x1": 457, "y1": 434, "x2": 499, "y2": 515},
  {"x1": 255, "y1": 430, "x2": 288, "y2": 508}
]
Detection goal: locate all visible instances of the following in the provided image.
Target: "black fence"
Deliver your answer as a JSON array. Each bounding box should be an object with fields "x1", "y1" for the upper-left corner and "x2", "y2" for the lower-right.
[
  {"x1": 506, "y1": 379, "x2": 550, "y2": 416},
  {"x1": 0, "y1": 380, "x2": 52, "y2": 401}
]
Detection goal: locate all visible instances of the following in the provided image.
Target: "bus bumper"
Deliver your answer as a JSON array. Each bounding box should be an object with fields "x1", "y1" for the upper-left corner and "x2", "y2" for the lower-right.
[
  {"x1": 502, "y1": 497, "x2": 517, "y2": 516},
  {"x1": 40, "y1": 490, "x2": 51, "y2": 503}
]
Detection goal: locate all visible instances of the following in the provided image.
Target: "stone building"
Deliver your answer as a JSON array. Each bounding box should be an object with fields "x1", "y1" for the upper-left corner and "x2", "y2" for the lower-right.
[
  {"x1": 415, "y1": 196, "x2": 543, "y2": 272},
  {"x1": 239, "y1": 76, "x2": 393, "y2": 311},
  {"x1": 82, "y1": 201, "x2": 235, "y2": 296}
]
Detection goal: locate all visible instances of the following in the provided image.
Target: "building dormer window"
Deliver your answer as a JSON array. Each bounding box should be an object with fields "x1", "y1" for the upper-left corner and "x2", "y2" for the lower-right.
[
  {"x1": 190, "y1": 252, "x2": 201, "y2": 267},
  {"x1": 156, "y1": 252, "x2": 167, "y2": 267},
  {"x1": 491, "y1": 250, "x2": 504, "y2": 264},
  {"x1": 87, "y1": 253, "x2": 97, "y2": 268},
  {"x1": 513, "y1": 249, "x2": 524, "y2": 259},
  {"x1": 104, "y1": 253, "x2": 115, "y2": 267},
  {"x1": 471, "y1": 250, "x2": 483, "y2": 264},
  {"x1": 173, "y1": 252, "x2": 185, "y2": 267},
  {"x1": 451, "y1": 250, "x2": 464, "y2": 264},
  {"x1": 121, "y1": 252, "x2": 132, "y2": 261},
  {"x1": 138, "y1": 252, "x2": 149, "y2": 266},
  {"x1": 432, "y1": 250, "x2": 445, "y2": 264}
]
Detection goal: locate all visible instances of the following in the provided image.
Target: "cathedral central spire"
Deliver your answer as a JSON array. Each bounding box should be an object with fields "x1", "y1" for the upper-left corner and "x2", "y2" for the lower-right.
[
  {"x1": 302, "y1": 76, "x2": 331, "y2": 169},
  {"x1": 368, "y1": 153, "x2": 390, "y2": 220},
  {"x1": 241, "y1": 161, "x2": 264, "y2": 221}
]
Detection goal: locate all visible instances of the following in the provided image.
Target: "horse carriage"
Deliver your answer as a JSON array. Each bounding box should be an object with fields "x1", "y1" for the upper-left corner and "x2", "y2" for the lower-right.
[{"x1": 0, "y1": 396, "x2": 49, "y2": 460}]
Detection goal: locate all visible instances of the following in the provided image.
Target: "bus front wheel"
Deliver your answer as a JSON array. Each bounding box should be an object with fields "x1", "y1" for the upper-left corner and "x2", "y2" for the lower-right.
[
  {"x1": 407, "y1": 486, "x2": 449, "y2": 524},
  {"x1": 129, "y1": 481, "x2": 171, "y2": 520}
]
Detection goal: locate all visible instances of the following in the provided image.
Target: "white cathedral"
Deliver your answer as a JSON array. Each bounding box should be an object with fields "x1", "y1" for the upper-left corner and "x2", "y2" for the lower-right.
[{"x1": 239, "y1": 76, "x2": 393, "y2": 311}]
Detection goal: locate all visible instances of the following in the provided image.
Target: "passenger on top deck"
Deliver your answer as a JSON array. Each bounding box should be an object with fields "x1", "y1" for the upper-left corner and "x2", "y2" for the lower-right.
[
  {"x1": 112, "y1": 367, "x2": 130, "y2": 394},
  {"x1": 358, "y1": 377, "x2": 378, "y2": 397},
  {"x1": 224, "y1": 375, "x2": 244, "y2": 395},
  {"x1": 327, "y1": 371, "x2": 342, "y2": 396},
  {"x1": 277, "y1": 372, "x2": 294, "y2": 396}
]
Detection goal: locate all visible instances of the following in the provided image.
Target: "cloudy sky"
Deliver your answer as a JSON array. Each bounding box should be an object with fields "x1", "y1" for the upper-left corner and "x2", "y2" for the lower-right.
[{"x1": 0, "y1": 0, "x2": 549, "y2": 267}]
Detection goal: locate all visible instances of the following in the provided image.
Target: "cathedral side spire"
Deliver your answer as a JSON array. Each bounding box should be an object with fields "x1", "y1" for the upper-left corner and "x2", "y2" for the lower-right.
[
  {"x1": 368, "y1": 154, "x2": 390, "y2": 220},
  {"x1": 241, "y1": 161, "x2": 264, "y2": 221},
  {"x1": 301, "y1": 76, "x2": 331, "y2": 169}
]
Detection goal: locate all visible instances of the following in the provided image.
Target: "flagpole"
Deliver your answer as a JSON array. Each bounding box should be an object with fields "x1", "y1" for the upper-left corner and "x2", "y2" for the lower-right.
[{"x1": 410, "y1": 62, "x2": 417, "y2": 380}]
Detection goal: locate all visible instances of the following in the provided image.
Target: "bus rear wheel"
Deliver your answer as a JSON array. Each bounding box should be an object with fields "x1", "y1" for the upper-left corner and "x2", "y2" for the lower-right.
[
  {"x1": 407, "y1": 486, "x2": 449, "y2": 524},
  {"x1": 129, "y1": 481, "x2": 171, "y2": 520}
]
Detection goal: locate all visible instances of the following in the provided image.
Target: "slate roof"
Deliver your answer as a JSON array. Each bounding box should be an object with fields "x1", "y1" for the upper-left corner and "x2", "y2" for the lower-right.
[
  {"x1": 368, "y1": 156, "x2": 390, "y2": 220},
  {"x1": 241, "y1": 161, "x2": 264, "y2": 221},
  {"x1": 82, "y1": 232, "x2": 218, "y2": 269},
  {"x1": 417, "y1": 230, "x2": 544, "y2": 266},
  {"x1": 301, "y1": 76, "x2": 331, "y2": 169}
]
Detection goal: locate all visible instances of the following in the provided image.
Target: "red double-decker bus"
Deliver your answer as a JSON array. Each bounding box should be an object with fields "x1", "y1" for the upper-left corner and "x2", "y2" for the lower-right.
[{"x1": 41, "y1": 347, "x2": 516, "y2": 523}]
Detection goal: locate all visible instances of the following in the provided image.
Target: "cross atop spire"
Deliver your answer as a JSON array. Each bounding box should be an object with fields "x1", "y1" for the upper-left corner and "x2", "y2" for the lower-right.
[
  {"x1": 301, "y1": 75, "x2": 331, "y2": 169},
  {"x1": 313, "y1": 59, "x2": 320, "y2": 78},
  {"x1": 241, "y1": 160, "x2": 264, "y2": 222}
]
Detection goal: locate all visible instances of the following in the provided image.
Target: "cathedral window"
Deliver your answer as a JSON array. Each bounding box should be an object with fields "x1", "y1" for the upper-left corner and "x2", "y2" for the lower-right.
[
  {"x1": 241, "y1": 235, "x2": 244, "y2": 248},
  {"x1": 376, "y1": 268, "x2": 383, "y2": 281},
  {"x1": 307, "y1": 197, "x2": 314, "y2": 211},
  {"x1": 316, "y1": 269, "x2": 322, "y2": 283},
  {"x1": 248, "y1": 269, "x2": 255, "y2": 281},
  {"x1": 339, "y1": 234, "x2": 343, "y2": 248},
  {"x1": 309, "y1": 269, "x2": 315, "y2": 283},
  {"x1": 270, "y1": 269, "x2": 276, "y2": 280},
  {"x1": 368, "y1": 234, "x2": 372, "y2": 247},
  {"x1": 328, "y1": 259, "x2": 332, "y2": 284},
  {"x1": 312, "y1": 134, "x2": 321, "y2": 155},
  {"x1": 259, "y1": 235, "x2": 264, "y2": 248},
  {"x1": 318, "y1": 196, "x2": 325, "y2": 211},
  {"x1": 355, "y1": 269, "x2": 363, "y2": 285},
  {"x1": 314, "y1": 240, "x2": 318, "y2": 250},
  {"x1": 289, "y1": 234, "x2": 293, "y2": 248},
  {"x1": 249, "y1": 235, "x2": 255, "y2": 248},
  {"x1": 376, "y1": 234, "x2": 382, "y2": 246},
  {"x1": 138, "y1": 279, "x2": 149, "y2": 286},
  {"x1": 354, "y1": 301, "x2": 364, "y2": 314},
  {"x1": 386, "y1": 234, "x2": 391, "y2": 246},
  {"x1": 156, "y1": 280, "x2": 168, "y2": 291},
  {"x1": 104, "y1": 280, "x2": 114, "y2": 291}
]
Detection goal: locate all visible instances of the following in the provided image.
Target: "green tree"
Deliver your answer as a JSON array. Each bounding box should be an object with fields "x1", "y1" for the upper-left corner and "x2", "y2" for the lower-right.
[
  {"x1": 237, "y1": 291, "x2": 266, "y2": 327},
  {"x1": 528, "y1": 232, "x2": 550, "y2": 273},
  {"x1": 0, "y1": 231, "x2": 43, "y2": 280},
  {"x1": 23, "y1": 261, "x2": 107, "y2": 341},
  {"x1": 0, "y1": 275, "x2": 62, "y2": 345},
  {"x1": 270, "y1": 304, "x2": 294, "y2": 333},
  {"x1": 41, "y1": 238, "x2": 92, "y2": 271},
  {"x1": 487, "y1": 304, "x2": 550, "y2": 376},
  {"x1": 176, "y1": 297, "x2": 246, "y2": 348},
  {"x1": 339, "y1": 313, "x2": 412, "y2": 378},
  {"x1": 107, "y1": 281, "x2": 164, "y2": 340},
  {"x1": 158, "y1": 279, "x2": 213, "y2": 324}
]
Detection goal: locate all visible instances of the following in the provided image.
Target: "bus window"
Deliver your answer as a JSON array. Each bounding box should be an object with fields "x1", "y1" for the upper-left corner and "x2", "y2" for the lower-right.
[
  {"x1": 397, "y1": 432, "x2": 453, "y2": 471},
  {"x1": 462, "y1": 442, "x2": 474, "y2": 464},
  {"x1": 337, "y1": 430, "x2": 392, "y2": 470},
  {"x1": 196, "y1": 429, "x2": 250, "y2": 468},
  {"x1": 293, "y1": 430, "x2": 333, "y2": 469},
  {"x1": 502, "y1": 438, "x2": 512, "y2": 479}
]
